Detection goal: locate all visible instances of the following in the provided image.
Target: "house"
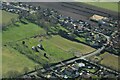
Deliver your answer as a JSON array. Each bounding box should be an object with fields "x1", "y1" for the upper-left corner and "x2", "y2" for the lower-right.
[{"x1": 78, "y1": 63, "x2": 85, "y2": 67}]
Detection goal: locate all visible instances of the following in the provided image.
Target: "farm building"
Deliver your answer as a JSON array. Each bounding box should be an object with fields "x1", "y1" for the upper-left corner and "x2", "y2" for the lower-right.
[{"x1": 90, "y1": 14, "x2": 107, "y2": 22}]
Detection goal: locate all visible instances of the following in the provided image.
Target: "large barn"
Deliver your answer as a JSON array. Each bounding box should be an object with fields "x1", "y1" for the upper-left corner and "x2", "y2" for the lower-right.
[{"x1": 90, "y1": 14, "x2": 107, "y2": 22}]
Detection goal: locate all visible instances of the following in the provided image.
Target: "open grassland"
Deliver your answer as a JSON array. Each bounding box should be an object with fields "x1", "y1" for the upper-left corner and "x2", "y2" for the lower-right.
[
  {"x1": 42, "y1": 35, "x2": 95, "y2": 63},
  {"x1": 11, "y1": 35, "x2": 95, "y2": 64},
  {"x1": 2, "y1": 10, "x2": 19, "y2": 25},
  {"x1": 2, "y1": 11, "x2": 96, "y2": 77},
  {"x1": 43, "y1": 35, "x2": 95, "y2": 54},
  {"x1": 2, "y1": 15, "x2": 45, "y2": 77},
  {"x1": 2, "y1": 46, "x2": 39, "y2": 77},
  {"x1": 85, "y1": 2, "x2": 118, "y2": 12},
  {"x1": 89, "y1": 52, "x2": 119, "y2": 71},
  {"x1": 2, "y1": 22, "x2": 45, "y2": 44},
  {"x1": 9, "y1": 36, "x2": 74, "y2": 64},
  {"x1": 99, "y1": 52, "x2": 119, "y2": 71}
]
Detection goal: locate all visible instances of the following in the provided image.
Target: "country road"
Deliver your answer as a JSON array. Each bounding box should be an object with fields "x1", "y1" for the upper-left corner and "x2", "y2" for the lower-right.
[
  {"x1": 22, "y1": 32, "x2": 110, "y2": 77},
  {"x1": 80, "y1": 30, "x2": 110, "y2": 59}
]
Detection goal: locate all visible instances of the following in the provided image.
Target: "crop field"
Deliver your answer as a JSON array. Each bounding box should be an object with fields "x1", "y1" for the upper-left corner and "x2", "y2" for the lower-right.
[
  {"x1": 85, "y1": 2, "x2": 118, "y2": 12},
  {"x1": 2, "y1": 10, "x2": 19, "y2": 25}
]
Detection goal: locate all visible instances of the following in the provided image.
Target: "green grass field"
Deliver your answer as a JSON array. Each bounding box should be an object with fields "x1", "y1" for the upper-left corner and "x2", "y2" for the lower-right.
[
  {"x1": 2, "y1": 10, "x2": 19, "y2": 25},
  {"x1": 99, "y1": 52, "x2": 119, "y2": 71},
  {"x1": 2, "y1": 11, "x2": 96, "y2": 77},
  {"x1": 43, "y1": 35, "x2": 95, "y2": 54},
  {"x1": 2, "y1": 46, "x2": 39, "y2": 77},
  {"x1": 42, "y1": 35, "x2": 95, "y2": 63},
  {"x1": 2, "y1": 22, "x2": 45, "y2": 44},
  {"x1": 18, "y1": 37, "x2": 73, "y2": 64},
  {"x1": 89, "y1": 52, "x2": 119, "y2": 71},
  {"x1": 11, "y1": 35, "x2": 95, "y2": 64},
  {"x1": 2, "y1": 11, "x2": 45, "y2": 77},
  {"x1": 85, "y1": 2, "x2": 118, "y2": 12}
]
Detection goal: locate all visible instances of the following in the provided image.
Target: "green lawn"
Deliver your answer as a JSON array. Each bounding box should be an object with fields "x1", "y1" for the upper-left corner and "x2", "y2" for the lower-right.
[
  {"x1": 2, "y1": 46, "x2": 39, "y2": 77},
  {"x1": 84, "y1": 2, "x2": 119, "y2": 12},
  {"x1": 2, "y1": 10, "x2": 19, "y2": 25},
  {"x1": 2, "y1": 22, "x2": 45, "y2": 44}
]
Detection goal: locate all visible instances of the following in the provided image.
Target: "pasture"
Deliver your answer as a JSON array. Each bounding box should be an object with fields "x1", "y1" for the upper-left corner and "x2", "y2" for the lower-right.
[{"x1": 2, "y1": 21, "x2": 45, "y2": 44}]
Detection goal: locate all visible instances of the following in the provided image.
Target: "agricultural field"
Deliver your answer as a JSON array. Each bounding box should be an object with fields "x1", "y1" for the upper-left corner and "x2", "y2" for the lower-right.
[
  {"x1": 42, "y1": 35, "x2": 95, "y2": 54},
  {"x1": 85, "y1": 2, "x2": 119, "y2": 12},
  {"x1": 2, "y1": 10, "x2": 96, "y2": 78},
  {"x1": 8, "y1": 35, "x2": 95, "y2": 64},
  {"x1": 41, "y1": 35, "x2": 95, "y2": 63},
  {"x1": 99, "y1": 52, "x2": 119, "y2": 71},
  {"x1": 2, "y1": 11, "x2": 46, "y2": 77},
  {"x1": 3, "y1": 2, "x2": 119, "y2": 79},
  {"x1": 1, "y1": 10, "x2": 19, "y2": 25},
  {"x1": 89, "y1": 52, "x2": 119, "y2": 71}
]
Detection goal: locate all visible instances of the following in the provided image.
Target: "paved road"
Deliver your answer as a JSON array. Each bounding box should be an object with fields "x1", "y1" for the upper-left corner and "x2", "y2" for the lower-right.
[{"x1": 80, "y1": 30, "x2": 110, "y2": 59}]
